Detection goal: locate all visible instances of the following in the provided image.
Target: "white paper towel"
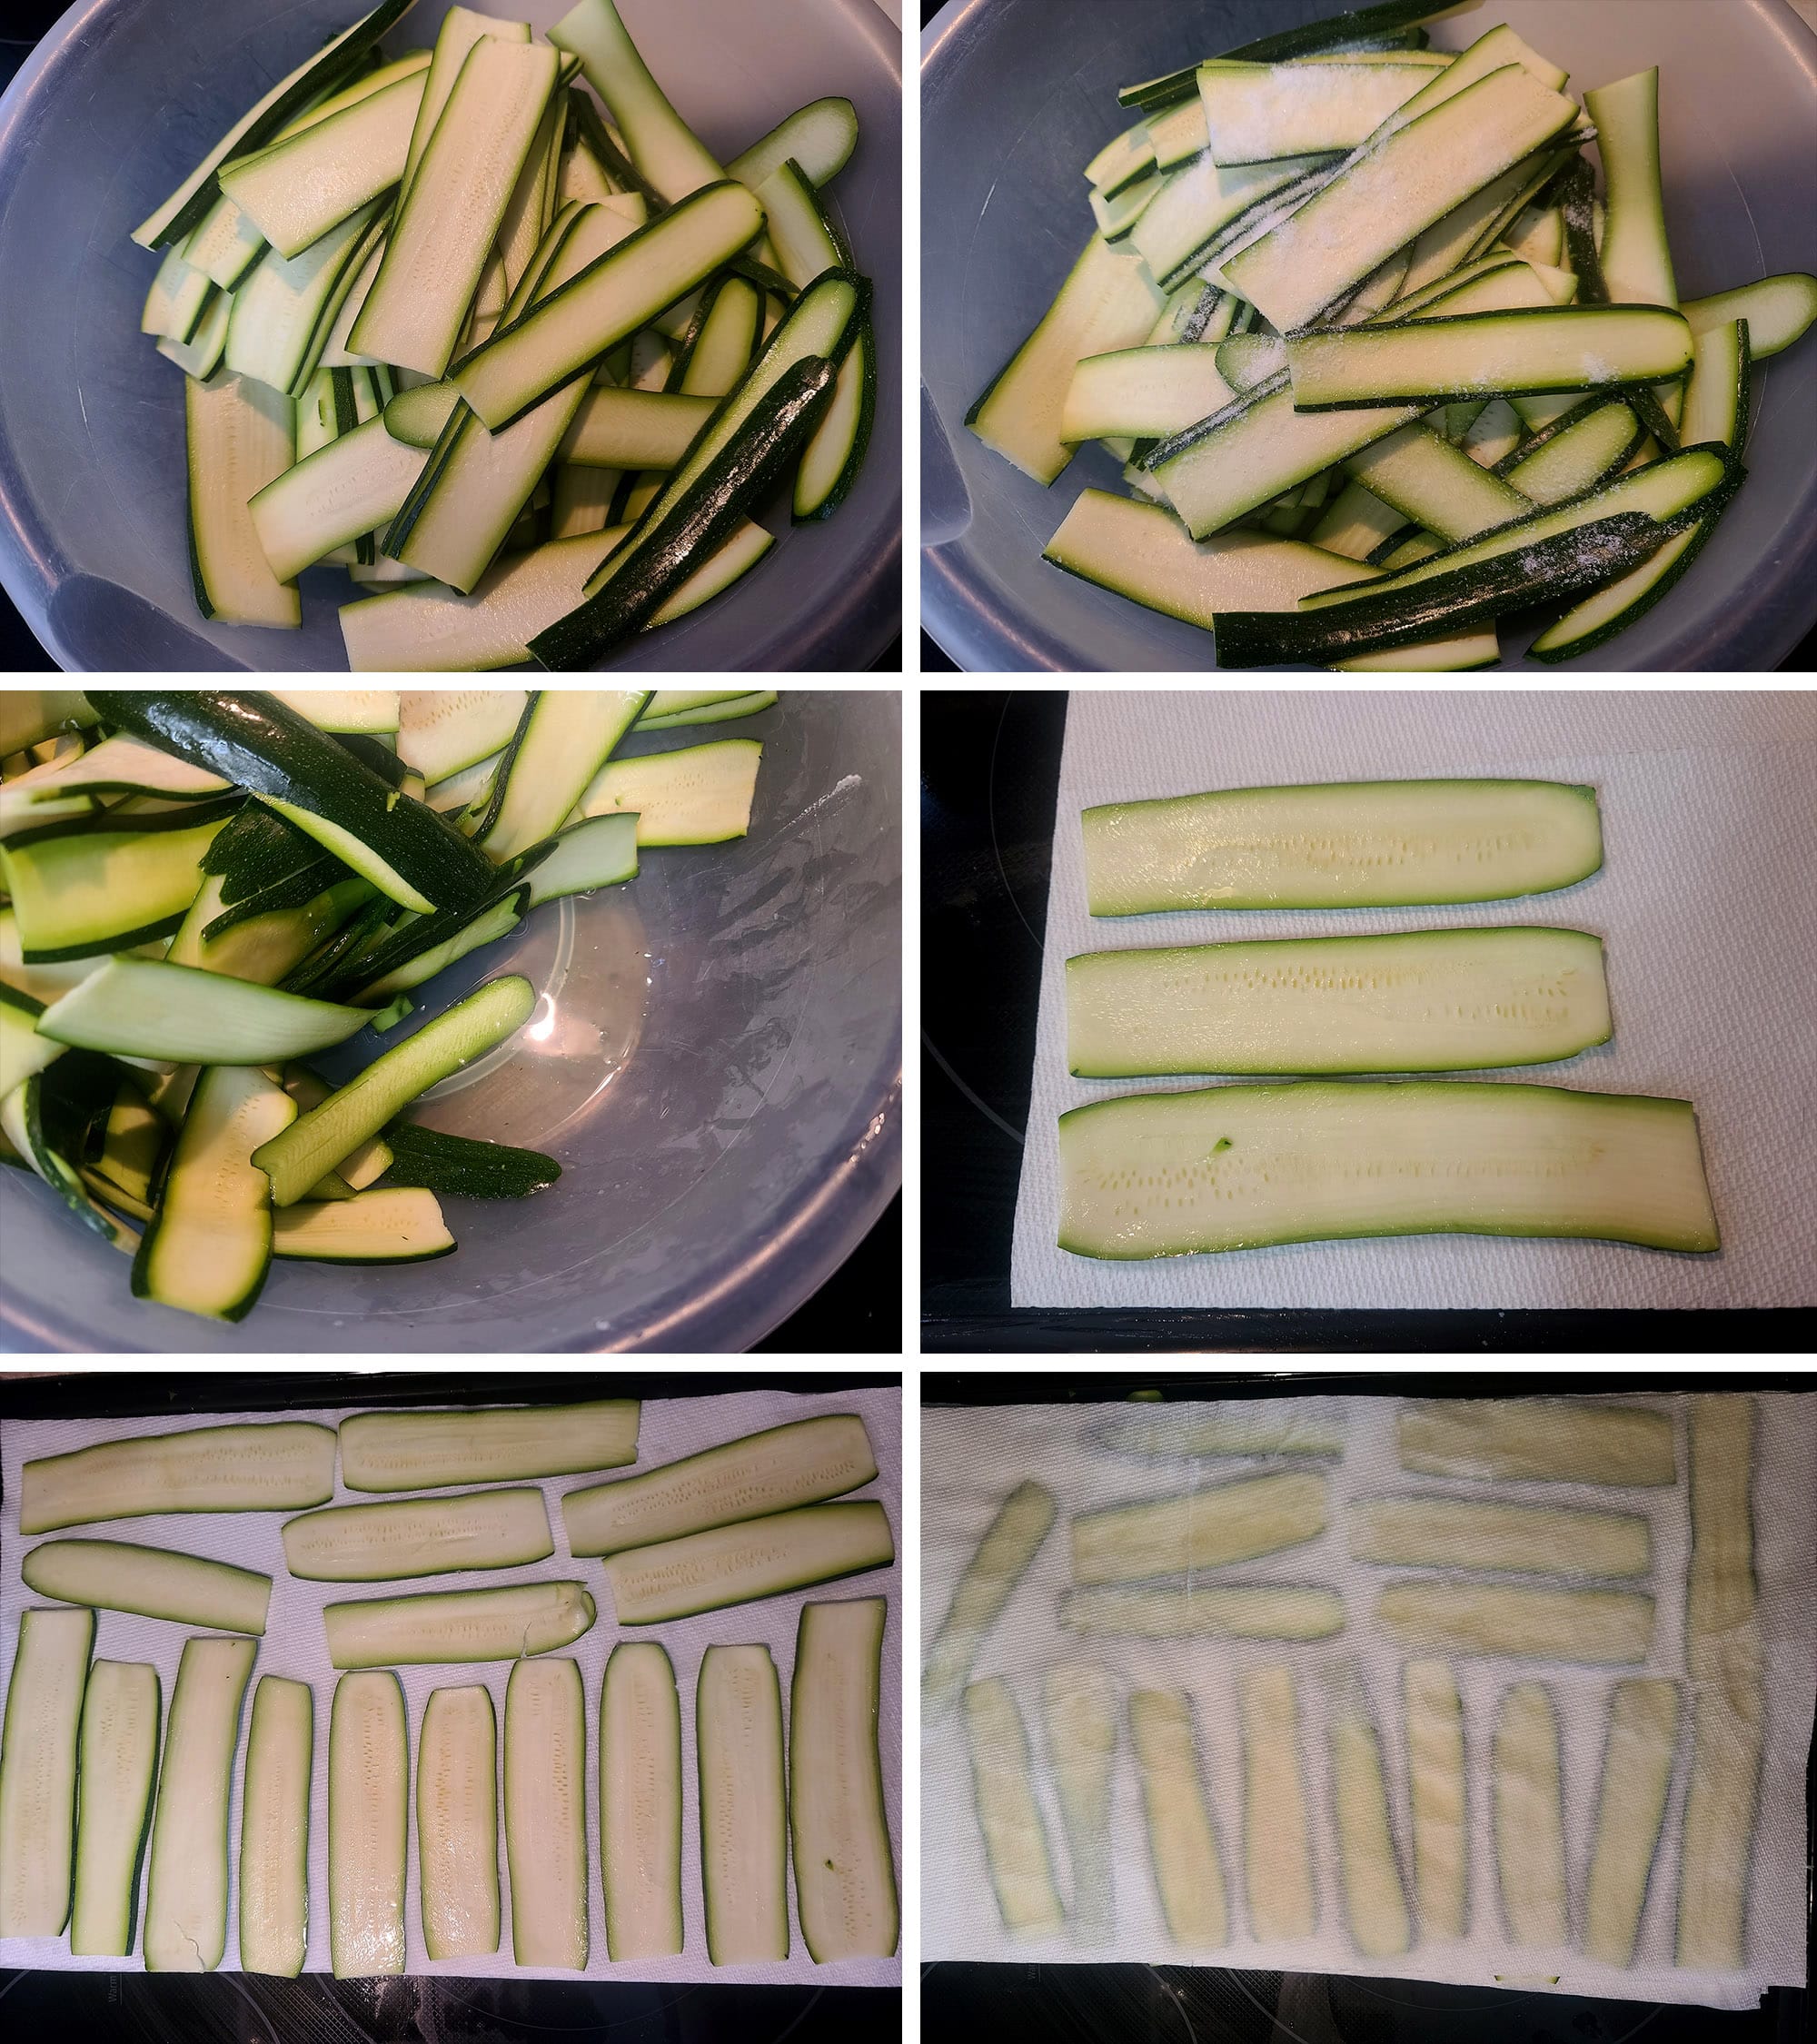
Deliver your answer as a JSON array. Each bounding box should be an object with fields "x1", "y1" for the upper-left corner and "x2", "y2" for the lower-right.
[
  {"x1": 1010, "y1": 690, "x2": 1817, "y2": 1309},
  {"x1": 0, "y1": 1384, "x2": 901, "y2": 1986},
  {"x1": 919, "y1": 1391, "x2": 1815, "y2": 2009}
]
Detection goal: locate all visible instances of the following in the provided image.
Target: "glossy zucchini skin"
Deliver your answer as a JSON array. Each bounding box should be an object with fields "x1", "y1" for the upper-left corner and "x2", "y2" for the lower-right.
[
  {"x1": 85, "y1": 692, "x2": 496, "y2": 914},
  {"x1": 377, "y1": 1121, "x2": 561, "y2": 1198}
]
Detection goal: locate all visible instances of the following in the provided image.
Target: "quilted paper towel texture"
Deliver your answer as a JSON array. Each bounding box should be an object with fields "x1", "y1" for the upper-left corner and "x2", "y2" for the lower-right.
[
  {"x1": 1010, "y1": 690, "x2": 1817, "y2": 1309},
  {"x1": 0, "y1": 1384, "x2": 901, "y2": 1985},
  {"x1": 919, "y1": 1393, "x2": 1815, "y2": 2010}
]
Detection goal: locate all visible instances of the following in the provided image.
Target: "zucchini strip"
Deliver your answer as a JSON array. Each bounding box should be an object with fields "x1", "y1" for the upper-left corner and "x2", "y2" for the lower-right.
[
  {"x1": 1403, "y1": 1660, "x2": 1467, "y2": 1940},
  {"x1": 1682, "y1": 272, "x2": 1817, "y2": 358},
  {"x1": 238, "y1": 1675, "x2": 313, "y2": 1977},
  {"x1": 21, "y1": 1419, "x2": 335, "y2": 1534},
  {"x1": 792, "y1": 1599, "x2": 899, "y2": 1960},
  {"x1": 605, "y1": 1500, "x2": 895, "y2": 1624},
  {"x1": 1071, "y1": 1470, "x2": 1327, "y2": 1583},
  {"x1": 328, "y1": 1670, "x2": 408, "y2": 1978},
  {"x1": 144, "y1": 1636, "x2": 256, "y2": 1971},
  {"x1": 184, "y1": 372, "x2": 301, "y2": 629},
  {"x1": 1584, "y1": 1677, "x2": 1680, "y2": 1966},
  {"x1": 580, "y1": 738, "x2": 761, "y2": 846},
  {"x1": 0, "y1": 1607, "x2": 94, "y2": 1937},
  {"x1": 1129, "y1": 1689, "x2": 1228, "y2": 1948},
  {"x1": 1398, "y1": 1398, "x2": 1676, "y2": 1485},
  {"x1": 478, "y1": 690, "x2": 648, "y2": 859},
  {"x1": 0, "y1": 804, "x2": 233, "y2": 963},
  {"x1": 1492, "y1": 1682, "x2": 1568, "y2": 1944},
  {"x1": 325, "y1": 1580, "x2": 597, "y2": 1667},
  {"x1": 340, "y1": 1397, "x2": 637, "y2": 1491},
  {"x1": 1060, "y1": 1583, "x2": 1344, "y2": 1641},
  {"x1": 923, "y1": 1480, "x2": 1056, "y2": 1722},
  {"x1": 22, "y1": 1539, "x2": 271, "y2": 1634},
  {"x1": 1094, "y1": 1403, "x2": 1342, "y2": 1460},
  {"x1": 1350, "y1": 1495, "x2": 1650, "y2": 1578},
  {"x1": 1378, "y1": 1582, "x2": 1655, "y2": 1663},
  {"x1": 71, "y1": 1659, "x2": 161, "y2": 1958},
  {"x1": 504, "y1": 1658, "x2": 588, "y2": 1968},
  {"x1": 551, "y1": 0, "x2": 726, "y2": 203},
  {"x1": 416, "y1": 1685, "x2": 501, "y2": 1961},
  {"x1": 1236, "y1": 1665, "x2": 1316, "y2": 1939},
  {"x1": 1676, "y1": 1394, "x2": 1762, "y2": 1970},
  {"x1": 601, "y1": 1642, "x2": 683, "y2": 1959},
  {"x1": 1327, "y1": 1689, "x2": 1410, "y2": 1958},
  {"x1": 1043, "y1": 1664, "x2": 1117, "y2": 1946},
  {"x1": 698, "y1": 1645, "x2": 789, "y2": 1962},
  {"x1": 374, "y1": 1121, "x2": 561, "y2": 1199},
  {"x1": 271, "y1": 1186, "x2": 456, "y2": 1264},
  {"x1": 964, "y1": 1678, "x2": 1063, "y2": 1939},
  {"x1": 283, "y1": 1487, "x2": 552, "y2": 1581}
]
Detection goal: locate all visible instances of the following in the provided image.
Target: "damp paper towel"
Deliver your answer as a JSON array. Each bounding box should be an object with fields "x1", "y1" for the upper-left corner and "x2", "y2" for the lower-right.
[
  {"x1": 920, "y1": 1392, "x2": 1814, "y2": 2009},
  {"x1": 0, "y1": 1384, "x2": 900, "y2": 1986},
  {"x1": 1009, "y1": 690, "x2": 1817, "y2": 1309}
]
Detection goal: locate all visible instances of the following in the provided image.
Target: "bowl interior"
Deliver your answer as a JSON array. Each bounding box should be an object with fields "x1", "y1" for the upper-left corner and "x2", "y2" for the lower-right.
[
  {"x1": 0, "y1": 690, "x2": 902, "y2": 1352},
  {"x1": 922, "y1": 0, "x2": 1817, "y2": 671},
  {"x1": 0, "y1": 0, "x2": 900, "y2": 671}
]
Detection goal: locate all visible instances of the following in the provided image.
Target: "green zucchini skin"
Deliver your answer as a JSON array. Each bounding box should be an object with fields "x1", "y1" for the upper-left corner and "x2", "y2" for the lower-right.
[
  {"x1": 71, "y1": 1660, "x2": 162, "y2": 1959},
  {"x1": 84, "y1": 693, "x2": 496, "y2": 914},
  {"x1": 377, "y1": 1120, "x2": 561, "y2": 1198},
  {"x1": 528, "y1": 354, "x2": 840, "y2": 670}
]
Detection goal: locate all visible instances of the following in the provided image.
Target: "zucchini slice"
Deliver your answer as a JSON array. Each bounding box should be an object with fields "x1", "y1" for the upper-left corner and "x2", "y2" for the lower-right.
[
  {"x1": 1199, "y1": 59, "x2": 1437, "y2": 164},
  {"x1": 698, "y1": 1644, "x2": 788, "y2": 1963},
  {"x1": 1677, "y1": 1394, "x2": 1762, "y2": 1971},
  {"x1": 184, "y1": 372, "x2": 301, "y2": 629},
  {"x1": 351, "y1": 894, "x2": 524, "y2": 1003},
  {"x1": 351, "y1": 38, "x2": 560, "y2": 379},
  {"x1": 0, "y1": 1606, "x2": 94, "y2": 1937},
  {"x1": 144, "y1": 1636, "x2": 256, "y2": 1971},
  {"x1": 1683, "y1": 272, "x2": 1817, "y2": 358},
  {"x1": 248, "y1": 418, "x2": 430, "y2": 583},
  {"x1": 280, "y1": 1062, "x2": 392, "y2": 1186},
  {"x1": 226, "y1": 202, "x2": 388, "y2": 402},
  {"x1": 1236, "y1": 1665, "x2": 1316, "y2": 1940},
  {"x1": 1, "y1": 803, "x2": 234, "y2": 962},
  {"x1": 325, "y1": 1580, "x2": 597, "y2": 1667},
  {"x1": 1130, "y1": 149, "x2": 1339, "y2": 296},
  {"x1": 374, "y1": 1121, "x2": 561, "y2": 1199},
  {"x1": 328, "y1": 1670, "x2": 408, "y2": 1978},
  {"x1": 551, "y1": 0, "x2": 724, "y2": 203},
  {"x1": 1095, "y1": 1403, "x2": 1342, "y2": 1460},
  {"x1": 1066, "y1": 926, "x2": 1610, "y2": 1077},
  {"x1": 88, "y1": 692, "x2": 499, "y2": 917},
  {"x1": 3, "y1": 733, "x2": 229, "y2": 807},
  {"x1": 23, "y1": 1538, "x2": 271, "y2": 1633},
  {"x1": 0, "y1": 979, "x2": 67, "y2": 1100},
  {"x1": 71, "y1": 1660, "x2": 161, "y2": 1958},
  {"x1": 1350, "y1": 1495, "x2": 1650, "y2": 1578},
  {"x1": 1492, "y1": 1682, "x2": 1567, "y2": 1945},
  {"x1": 561, "y1": 386, "x2": 718, "y2": 468},
  {"x1": 1071, "y1": 1471, "x2": 1327, "y2": 1583},
  {"x1": 397, "y1": 689, "x2": 529, "y2": 785},
  {"x1": 1061, "y1": 346, "x2": 1237, "y2": 444},
  {"x1": 1586, "y1": 69, "x2": 1676, "y2": 310},
  {"x1": 516, "y1": 809, "x2": 640, "y2": 905},
  {"x1": 133, "y1": 1065, "x2": 295, "y2": 1323},
  {"x1": 1498, "y1": 396, "x2": 1644, "y2": 506},
  {"x1": 1584, "y1": 1677, "x2": 1679, "y2": 1967},
  {"x1": 478, "y1": 691, "x2": 648, "y2": 859},
  {"x1": 284, "y1": 1486, "x2": 551, "y2": 1581},
  {"x1": 340, "y1": 1396, "x2": 638, "y2": 1491},
  {"x1": 169, "y1": 873, "x2": 374, "y2": 987},
  {"x1": 922, "y1": 1480, "x2": 1056, "y2": 1722},
  {"x1": 504, "y1": 1657, "x2": 588, "y2": 1969},
  {"x1": 272, "y1": 1186, "x2": 456, "y2": 1264},
  {"x1": 20, "y1": 1418, "x2": 335, "y2": 1534},
  {"x1": 401, "y1": 8, "x2": 533, "y2": 201},
  {"x1": 1128, "y1": 1688, "x2": 1229, "y2": 1948},
  {"x1": 238, "y1": 1675, "x2": 313, "y2": 1978},
  {"x1": 1060, "y1": 1583, "x2": 1345, "y2": 1641},
  {"x1": 605, "y1": 1500, "x2": 895, "y2": 1624},
  {"x1": 581, "y1": 739, "x2": 761, "y2": 846},
  {"x1": 963, "y1": 1678, "x2": 1062, "y2": 1940},
  {"x1": 634, "y1": 690, "x2": 775, "y2": 730},
  {"x1": 563, "y1": 1412, "x2": 876, "y2": 1556},
  {"x1": 1378, "y1": 1582, "x2": 1654, "y2": 1663},
  {"x1": 1042, "y1": 1668, "x2": 1111, "y2": 1938},
  {"x1": 789, "y1": 1599, "x2": 899, "y2": 1960},
  {"x1": 1327, "y1": 1692, "x2": 1411, "y2": 1958},
  {"x1": 600, "y1": 1642, "x2": 683, "y2": 1960},
  {"x1": 1397, "y1": 1397, "x2": 1675, "y2": 1485},
  {"x1": 1403, "y1": 1660, "x2": 1467, "y2": 1940},
  {"x1": 729, "y1": 94, "x2": 859, "y2": 192},
  {"x1": 250, "y1": 974, "x2": 533, "y2": 1206},
  {"x1": 417, "y1": 1684, "x2": 501, "y2": 1961},
  {"x1": 1341, "y1": 420, "x2": 1534, "y2": 539}
]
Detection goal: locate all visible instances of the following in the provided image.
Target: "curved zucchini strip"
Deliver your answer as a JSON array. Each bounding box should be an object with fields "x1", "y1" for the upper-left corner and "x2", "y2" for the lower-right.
[
  {"x1": 1071, "y1": 1470, "x2": 1326, "y2": 1583},
  {"x1": 504, "y1": 1657, "x2": 588, "y2": 1969},
  {"x1": 284, "y1": 1486, "x2": 551, "y2": 1581},
  {"x1": 564, "y1": 1412, "x2": 876, "y2": 1556},
  {"x1": 1683, "y1": 272, "x2": 1817, "y2": 359},
  {"x1": 21, "y1": 1419, "x2": 335, "y2": 1534},
  {"x1": 923, "y1": 1479, "x2": 1056, "y2": 1722},
  {"x1": 23, "y1": 1539, "x2": 271, "y2": 1634},
  {"x1": 1237, "y1": 1665, "x2": 1316, "y2": 1940},
  {"x1": 605, "y1": 1500, "x2": 894, "y2": 1624},
  {"x1": 144, "y1": 1636, "x2": 256, "y2": 1971},
  {"x1": 698, "y1": 1645, "x2": 788, "y2": 1963},
  {"x1": 1378, "y1": 1582, "x2": 1654, "y2": 1663},
  {"x1": 397, "y1": 689, "x2": 529, "y2": 785},
  {"x1": 0, "y1": 1606, "x2": 94, "y2": 1938},
  {"x1": 325, "y1": 1580, "x2": 597, "y2": 1667},
  {"x1": 339, "y1": 1396, "x2": 638, "y2": 1491},
  {"x1": 1404, "y1": 1660, "x2": 1467, "y2": 1940},
  {"x1": 1061, "y1": 1583, "x2": 1344, "y2": 1641},
  {"x1": 71, "y1": 1660, "x2": 161, "y2": 1959},
  {"x1": 963, "y1": 1677, "x2": 1062, "y2": 1940},
  {"x1": 580, "y1": 739, "x2": 761, "y2": 847},
  {"x1": 328, "y1": 1670, "x2": 408, "y2": 1978},
  {"x1": 551, "y1": 0, "x2": 726, "y2": 203},
  {"x1": 1584, "y1": 1677, "x2": 1679, "y2": 1966},
  {"x1": 1130, "y1": 1688, "x2": 1228, "y2": 1948},
  {"x1": 417, "y1": 1684, "x2": 501, "y2": 1962},
  {"x1": 239, "y1": 1675, "x2": 313, "y2": 1977},
  {"x1": 1493, "y1": 1682, "x2": 1567, "y2": 1945},
  {"x1": 1397, "y1": 1397, "x2": 1675, "y2": 1485},
  {"x1": 729, "y1": 94, "x2": 859, "y2": 192},
  {"x1": 601, "y1": 1642, "x2": 682, "y2": 1960}
]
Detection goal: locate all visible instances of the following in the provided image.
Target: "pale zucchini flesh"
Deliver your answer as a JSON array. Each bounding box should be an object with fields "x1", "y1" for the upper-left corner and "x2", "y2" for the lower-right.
[
  {"x1": 1493, "y1": 1682, "x2": 1568, "y2": 1945},
  {"x1": 600, "y1": 1642, "x2": 682, "y2": 1960},
  {"x1": 1398, "y1": 1398, "x2": 1676, "y2": 1486},
  {"x1": 417, "y1": 1684, "x2": 501, "y2": 1962},
  {"x1": 923, "y1": 1479, "x2": 1056, "y2": 1722},
  {"x1": 1094, "y1": 1403, "x2": 1342, "y2": 1460},
  {"x1": 238, "y1": 1674, "x2": 313, "y2": 1977},
  {"x1": 283, "y1": 1487, "x2": 553, "y2": 1582},
  {"x1": 1328, "y1": 1705, "x2": 1410, "y2": 1958},
  {"x1": 21, "y1": 1418, "x2": 335, "y2": 1533},
  {"x1": 271, "y1": 1186, "x2": 456, "y2": 1265},
  {"x1": 325, "y1": 1580, "x2": 597, "y2": 1667},
  {"x1": 329, "y1": 1670, "x2": 408, "y2": 1978},
  {"x1": 606, "y1": 1501, "x2": 894, "y2": 1624},
  {"x1": 37, "y1": 957, "x2": 383, "y2": 1067},
  {"x1": 71, "y1": 1659, "x2": 161, "y2": 1958},
  {"x1": 1042, "y1": 1663, "x2": 1116, "y2": 1947},
  {"x1": 1584, "y1": 1677, "x2": 1680, "y2": 1967},
  {"x1": 1403, "y1": 1659, "x2": 1467, "y2": 1940},
  {"x1": 1128, "y1": 1689, "x2": 1228, "y2": 1948},
  {"x1": 504, "y1": 1657, "x2": 589, "y2": 1968},
  {"x1": 0, "y1": 1607, "x2": 94, "y2": 1938},
  {"x1": 1378, "y1": 1582, "x2": 1655, "y2": 1663},
  {"x1": 340, "y1": 1397, "x2": 639, "y2": 1491},
  {"x1": 698, "y1": 1644, "x2": 788, "y2": 1963},
  {"x1": 1071, "y1": 1470, "x2": 1327, "y2": 1583},
  {"x1": 581, "y1": 739, "x2": 762, "y2": 848},
  {"x1": 23, "y1": 1538, "x2": 272, "y2": 1634},
  {"x1": 1236, "y1": 1664, "x2": 1316, "y2": 1940},
  {"x1": 144, "y1": 1636, "x2": 256, "y2": 1971},
  {"x1": 562, "y1": 1412, "x2": 877, "y2": 1556},
  {"x1": 963, "y1": 1677, "x2": 1062, "y2": 1940},
  {"x1": 1061, "y1": 1583, "x2": 1344, "y2": 1641},
  {"x1": 1350, "y1": 1494, "x2": 1650, "y2": 1578}
]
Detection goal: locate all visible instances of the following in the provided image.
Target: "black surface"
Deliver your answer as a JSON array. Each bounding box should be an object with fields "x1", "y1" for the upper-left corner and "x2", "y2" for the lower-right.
[
  {"x1": 919, "y1": 690, "x2": 1813, "y2": 1352},
  {"x1": 921, "y1": 1371, "x2": 1814, "y2": 2044},
  {"x1": 756, "y1": 1193, "x2": 901, "y2": 1353},
  {"x1": 0, "y1": 1370, "x2": 903, "y2": 2042}
]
